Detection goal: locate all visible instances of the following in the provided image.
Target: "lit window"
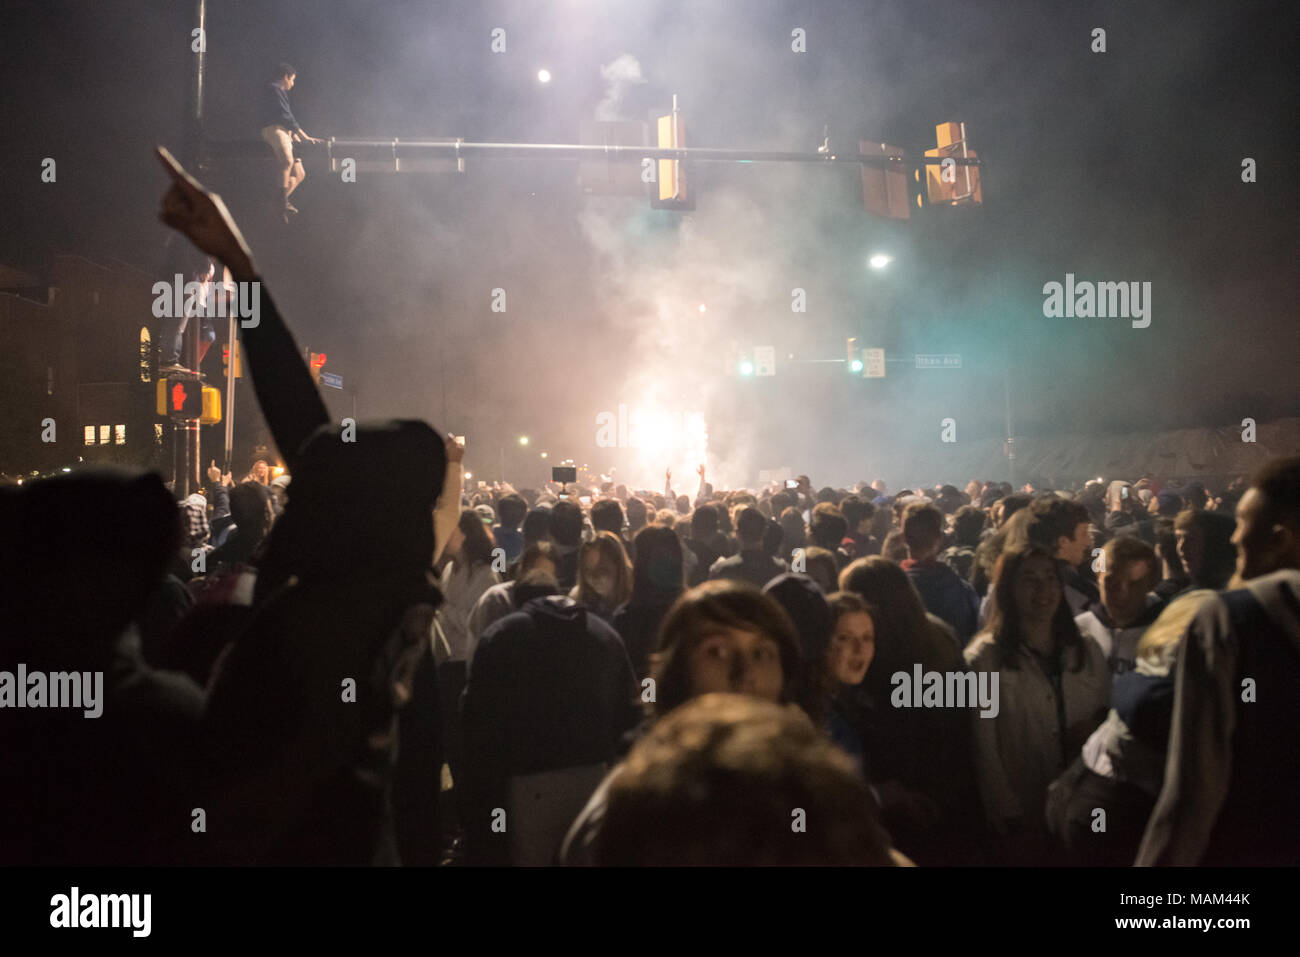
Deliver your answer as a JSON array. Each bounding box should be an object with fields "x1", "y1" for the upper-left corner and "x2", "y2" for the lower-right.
[
  {"x1": 84, "y1": 426, "x2": 95, "y2": 446},
  {"x1": 99, "y1": 425, "x2": 110, "y2": 445},
  {"x1": 139, "y1": 327, "x2": 153, "y2": 383},
  {"x1": 114, "y1": 424, "x2": 126, "y2": 445}
]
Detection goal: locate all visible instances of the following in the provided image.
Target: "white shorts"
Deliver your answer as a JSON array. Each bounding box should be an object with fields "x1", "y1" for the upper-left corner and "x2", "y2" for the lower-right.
[{"x1": 260, "y1": 125, "x2": 296, "y2": 166}]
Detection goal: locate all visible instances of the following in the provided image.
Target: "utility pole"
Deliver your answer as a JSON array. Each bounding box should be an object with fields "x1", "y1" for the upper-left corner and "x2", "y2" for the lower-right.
[{"x1": 170, "y1": 0, "x2": 207, "y2": 496}]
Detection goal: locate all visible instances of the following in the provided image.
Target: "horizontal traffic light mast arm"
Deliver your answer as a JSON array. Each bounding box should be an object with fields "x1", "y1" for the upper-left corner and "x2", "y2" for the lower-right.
[
  {"x1": 202, "y1": 137, "x2": 982, "y2": 168},
  {"x1": 327, "y1": 139, "x2": 983, "y2": 167}
]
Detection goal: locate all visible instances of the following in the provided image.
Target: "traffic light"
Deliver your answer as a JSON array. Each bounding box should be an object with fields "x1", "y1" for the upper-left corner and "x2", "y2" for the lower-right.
[
  {"x1": 156, "y1": 376, "x2": 203, "y2": 418},
  {"x1": 222, "y1": 340, "x2": 242, "y2": 379},
  {"x1": 650, "y1": 96, "x2": 694, "y2": 211},
  {"x1": 859, "y1": 142, "x2": 911, "y2": 220},
  {"x1": 308, "y1": 351, "x2": 327, "y2": 384},
  {"x1": 199, "y1": 386, "x2": 222, "y2": 425},
  {"x1": 919, "y1": 122, "x2": 982, "y2": 208},
  {"x1": 846, "y1": 337, "x2": 863, "y2": 374}
]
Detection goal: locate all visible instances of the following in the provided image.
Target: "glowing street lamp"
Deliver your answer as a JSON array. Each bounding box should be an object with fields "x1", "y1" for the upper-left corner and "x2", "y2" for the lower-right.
[
  {"x1": 537, "y1": 69, "x2": 551, "y2": 84},
  {"x1": 869, "y1": 253, "x2": 893, "y2": 270}
]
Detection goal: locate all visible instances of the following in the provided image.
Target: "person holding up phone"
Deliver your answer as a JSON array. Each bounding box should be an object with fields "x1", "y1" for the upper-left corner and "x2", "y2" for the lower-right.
[
  {"x1": 1104, "y1": 481, "x2": 1140, "y2": 536},
  {"x1": 434, "y1": 434, "x2": 466, "y2": 564}
]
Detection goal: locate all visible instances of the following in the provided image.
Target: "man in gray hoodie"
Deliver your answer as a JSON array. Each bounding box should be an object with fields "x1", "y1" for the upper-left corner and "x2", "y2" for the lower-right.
[{"x1": 1137, "y1": 456, "x2": 1300, "y2": 865}]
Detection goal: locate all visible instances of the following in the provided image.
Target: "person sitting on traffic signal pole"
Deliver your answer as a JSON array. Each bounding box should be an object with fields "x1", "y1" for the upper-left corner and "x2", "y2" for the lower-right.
[{"x1": 260, "y1": 62, "x2": 323, "y2": 221}]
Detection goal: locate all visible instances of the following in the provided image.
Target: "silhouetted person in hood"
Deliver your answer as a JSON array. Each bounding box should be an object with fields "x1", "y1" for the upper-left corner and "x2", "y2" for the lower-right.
[{"x1": 156, "y1": 147, "x2": 446, "y2": 864}]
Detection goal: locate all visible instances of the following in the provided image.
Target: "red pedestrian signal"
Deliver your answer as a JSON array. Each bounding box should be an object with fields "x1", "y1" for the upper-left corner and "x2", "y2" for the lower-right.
[{"x1": 157, "y1": 376, "x2": 204, "y2": 418}]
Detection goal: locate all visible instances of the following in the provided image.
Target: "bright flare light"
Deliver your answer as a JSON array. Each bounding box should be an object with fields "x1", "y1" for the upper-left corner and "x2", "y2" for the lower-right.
[
  {"x1": 537, "y1": 69, "x2": 551, "y2": 83},
  {"x1": 869, "y1": 253, "x2": 893, "y2": 270},
  {"x1": 519, "y1": 436, "x2": 529, "y2": 446}
]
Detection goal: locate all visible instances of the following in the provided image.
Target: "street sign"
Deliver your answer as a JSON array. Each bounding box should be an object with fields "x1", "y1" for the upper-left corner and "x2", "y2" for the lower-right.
[
  {"x1": 320, "y1": 371, "x2": 344, "y2": 390},
  {"x1": 914, "y1": 354, "x2": 962, "y2": 369},
  {"x1": 865, "y1": 348, "x2": 886, "y2": 378}
]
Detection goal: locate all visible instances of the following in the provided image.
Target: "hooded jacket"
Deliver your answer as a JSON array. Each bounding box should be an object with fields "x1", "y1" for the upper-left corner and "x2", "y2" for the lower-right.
[
  {"x1": 201, "y1": 420, "x2": 448, "y2": 865},
  {"x1": 901, "y1": 557, "x2": 981, "y2": 649},
  {"x1": 195, "y1": 279, "x2": 448, "y2": 865},
  {"x1": 1137, "y1": 569, "x2": 1300, "y2": 866},
  {"x1": 461, "y1": 595, "x2": 641, "y2": 860}
]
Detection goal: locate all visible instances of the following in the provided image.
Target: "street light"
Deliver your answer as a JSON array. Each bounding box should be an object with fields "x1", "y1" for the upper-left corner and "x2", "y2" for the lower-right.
[
  {"x1": 519, "y1": 435, "x2": 529, "y2": 446},
  {"x1": 537, "y1": 69, "x2": 551, "y2": 84},
  {"x1": 869, "y1": 253, "x2": 893, "y2": 270}
]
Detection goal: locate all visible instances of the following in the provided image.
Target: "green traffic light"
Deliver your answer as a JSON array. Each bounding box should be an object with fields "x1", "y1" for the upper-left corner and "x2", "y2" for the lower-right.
[
  {"x1": 739, "y1": 360, "x2": 755, "y2": 376},
  {"x1": 849, "y1": 359, "x2": 864, "y2": 373}
]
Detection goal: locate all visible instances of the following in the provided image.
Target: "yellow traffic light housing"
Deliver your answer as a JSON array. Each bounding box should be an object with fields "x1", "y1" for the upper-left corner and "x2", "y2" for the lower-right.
[
  {"x1": 199, "y1": 386, "x2": 222, "y2": 425},
  {"x1": 921, "y1": 122, "x2": 982, "y2": 207},
  {"x1": 222, "y1": 339, "x2": 242, "y2": 379},
  {"x1": 651, "y1": 96, "x2": 694, "y2": 211}
]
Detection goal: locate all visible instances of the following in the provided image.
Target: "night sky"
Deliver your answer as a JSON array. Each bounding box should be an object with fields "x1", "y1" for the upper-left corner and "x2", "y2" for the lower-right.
[{"x1": 3, "y1": 0, "x2": 1297, "y2": 487}]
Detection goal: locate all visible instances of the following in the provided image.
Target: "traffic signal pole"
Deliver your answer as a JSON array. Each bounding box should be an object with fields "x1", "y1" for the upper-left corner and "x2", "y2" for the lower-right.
[
  {"x1": 223, "y1": 312, "x2": 236, "y2": 475},
  {"x1": 315, "y1": 138, "x2": 983, "y2": 172},
  {"x1": 203, "y1": 136, "x2": 983, "y2": 174},
  {"x1": 170, "y1": 0, "x2": 207, "y2": 497}
]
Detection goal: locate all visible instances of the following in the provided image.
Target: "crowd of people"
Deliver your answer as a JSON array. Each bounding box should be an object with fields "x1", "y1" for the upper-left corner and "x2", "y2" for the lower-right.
[{"x1": 1, "y1": 149, "x2": 1297, "y2": 867}]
